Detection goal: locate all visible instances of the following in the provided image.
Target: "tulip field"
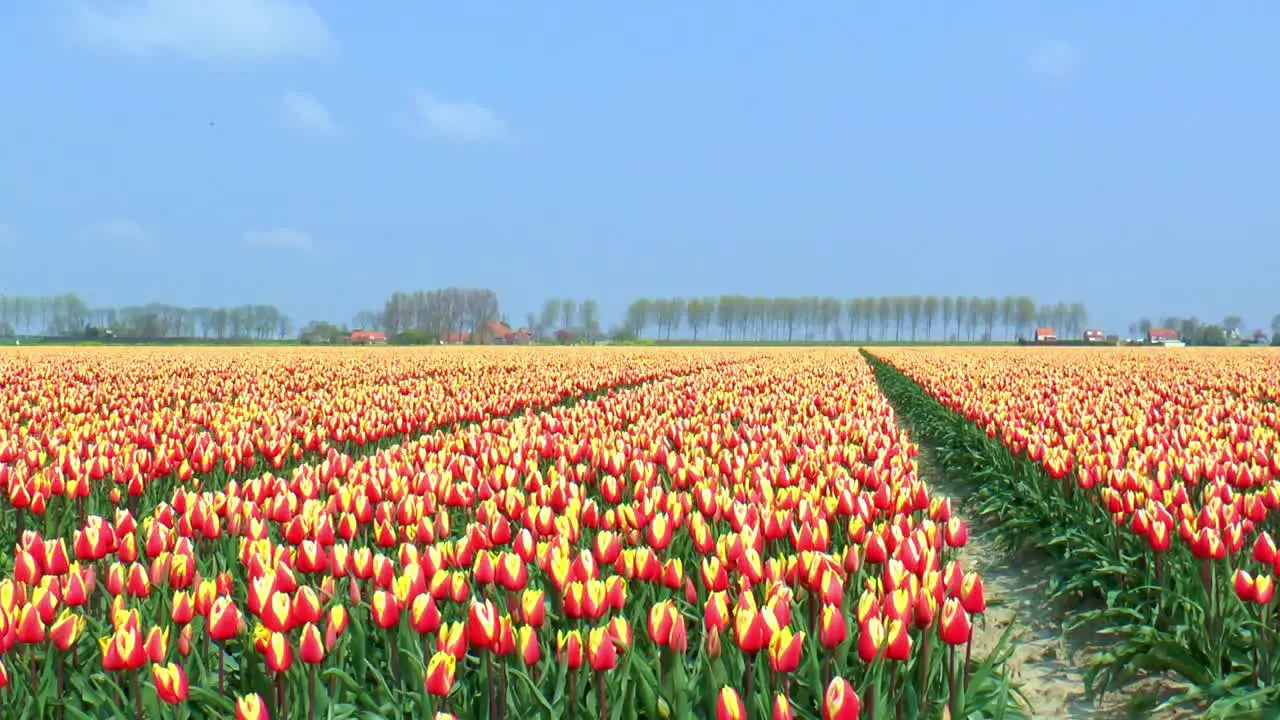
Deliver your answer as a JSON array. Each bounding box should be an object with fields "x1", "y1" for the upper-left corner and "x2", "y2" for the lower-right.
[
  {"x1": 868, "y1": 347, "x2": 1280, "y2": 718},
  {"x1": 11, "y1": 345, "x2": 1274, "y2": 719},
  {"x1": 0, "y1": 347, "x2": 1020, "y2": 720}
]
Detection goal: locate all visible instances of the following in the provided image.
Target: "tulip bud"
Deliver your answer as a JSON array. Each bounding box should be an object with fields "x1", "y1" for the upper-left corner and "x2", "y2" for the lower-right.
[
  {"x1": 424, "y1": 651, "x2": 457, "y2": 697},
  {"x1": 152, "y1": 662, "x2": 189, "y2": 704},
  {"x1": 299, "y1": 623, "x2": 325, "y2": 664},
  {"x1": 772, "y1": 694, "x2": 795, "y2": 720},
  {"x1": 822, "y1": 677, "x2": 861, "y2": 720},
  {"x1": 715, "y1": 687, "x2": 746, "y2": 720}
]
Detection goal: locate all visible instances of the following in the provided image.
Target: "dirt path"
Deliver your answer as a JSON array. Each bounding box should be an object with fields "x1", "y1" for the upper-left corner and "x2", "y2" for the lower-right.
[{"x1": 917, "y1": 447, "x2": 1188, "y2": 720}]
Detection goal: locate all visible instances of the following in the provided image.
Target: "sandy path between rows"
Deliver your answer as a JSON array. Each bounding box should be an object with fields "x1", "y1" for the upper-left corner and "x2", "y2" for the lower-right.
[{"x1": 914, "y1": 446, "x2": 1191, "y2": 719}]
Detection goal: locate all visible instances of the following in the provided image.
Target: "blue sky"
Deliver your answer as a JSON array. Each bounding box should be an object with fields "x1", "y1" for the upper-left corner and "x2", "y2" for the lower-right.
[{"x1": 1, "y1": 2, "x2": 1278, "y2": 333}]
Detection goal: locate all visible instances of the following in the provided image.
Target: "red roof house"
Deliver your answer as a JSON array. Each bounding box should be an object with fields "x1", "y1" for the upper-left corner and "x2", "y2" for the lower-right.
[
  {"x1": 1147, "y1": 328, "x2": 1178, "y2": 343},
  {"x1": 1083, "y1": 329, "x2": 1105, "y2": 342},
  {"x1": 441, "y1": 332, "x2": 471, "y2": 344},
  {"x1": 484, "y1": 321, "x2": 515, "y2": 343},
  {"x1": 1033, "y1": 327, "x2": 1056, "y2": 342},
  {"x1": 350, "y1": 329, "x2": 388, "y2": 345}
]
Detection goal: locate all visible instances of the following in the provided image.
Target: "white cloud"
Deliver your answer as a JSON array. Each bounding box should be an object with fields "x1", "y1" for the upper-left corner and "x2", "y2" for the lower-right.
[
  {"x1": 245, "y1": 228, "x2": 314, "y2": 251},
  {"x1": 281, "y1": 91, "x2": 339, "y2": 137},
  {"x1": 1028, "y1": 40, "x2": 1080, "y2": 76},
  {"x1": 70, "y1": 0, "x2": 334, "y2": 63},
  {"x1": 416, "y1": 92, "x2": 509, "y2": 143},
  {"x1": 81, "y1": 218, "x2": 153, "y2": 247}
]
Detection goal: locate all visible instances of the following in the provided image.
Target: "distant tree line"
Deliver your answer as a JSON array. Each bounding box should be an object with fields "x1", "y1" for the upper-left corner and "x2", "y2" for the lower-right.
[
  {"x1": 526, "y1": 299, "x2": 601, "y2": 342},
  {"x1": 1130, "y1": 314, "x2": 1280, "y2": 346},
  {"x1": 0, "y1": 293, "x2": 292, "y2": 340},
  {"x1": 614, "y1": 295, "x2": 1089, "y2": 342},
  {"x1": 356, "y1": 287, "x2": 502, "y2": 343},
  {"x1": 15, "y1": 288, "x2": 1273, "y2": 347}
]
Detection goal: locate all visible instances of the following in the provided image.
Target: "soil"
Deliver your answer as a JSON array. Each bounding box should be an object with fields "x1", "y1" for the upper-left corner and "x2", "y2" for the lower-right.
[{"x1": 915, "y1": 446, "x2": 1192, "y2": 719}]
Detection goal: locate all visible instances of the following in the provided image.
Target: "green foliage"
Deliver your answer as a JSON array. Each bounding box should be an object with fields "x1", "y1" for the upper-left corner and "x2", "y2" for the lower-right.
[
  {"x1": 298, "y1": 321, "x2": 348, "y2": 345},
  {"x1": 392, "y1": 329, "x2": 439, "y2": 345}
]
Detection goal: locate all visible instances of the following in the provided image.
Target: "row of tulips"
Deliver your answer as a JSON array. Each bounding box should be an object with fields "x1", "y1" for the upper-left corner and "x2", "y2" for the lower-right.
[
  {"x1": 869, "y1": 348, "x2": 1280, "y2": 716},
  {"x1": 0, "y1": 348, "x2": 1018, "y2": 718},
  {"x1": 0, "y1": 347, "x2": 733, "y2": 525}
]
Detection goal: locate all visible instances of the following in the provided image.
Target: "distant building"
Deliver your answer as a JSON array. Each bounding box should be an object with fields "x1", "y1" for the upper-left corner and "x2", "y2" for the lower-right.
[
  {"x1": 1083, "y1": 329, "x2": 1106, "y2": 343},
  {"x1": 1034, "y1": 327, "x2": 1057, "y2": 342},
  {"x1": 484, "y1": 321, "x2": 515, "y2": 343},
  {"x1": 441, "y1": 332, "x2": 471, "y2": 344},
  {"x1": 350, "y1": 329, "x2": 388, "y2": 345},
  {"x1": 1147, "y1": 328, "x2": 1179, "y2": 344}
]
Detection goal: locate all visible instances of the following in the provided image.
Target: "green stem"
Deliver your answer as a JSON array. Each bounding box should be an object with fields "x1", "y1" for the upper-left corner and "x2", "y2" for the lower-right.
[{"x1": 132, "y1": 668, "x2": 143, "y2": 720}]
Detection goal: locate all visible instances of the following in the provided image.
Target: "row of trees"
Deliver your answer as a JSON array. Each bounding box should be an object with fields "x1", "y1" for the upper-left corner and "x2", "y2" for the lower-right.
[
  {"x1": 618, "y1": 295, "x2": 1090, "y2": 342},
  {"x1": 0, "y1": 294, "x2": 293, "y2": 339},
  {"x1": 367, "y1": 287, "x2": 501, "y2": 341},
  {"x1": 12, "y1": 289, "x2": 1274, "y2": 347},
  {"x1": 529, "y1": 299, "x2": 601, "y2": 341},
  {"x1": 1129, "y1": 315, "x2": 1280, "y2": 346}
]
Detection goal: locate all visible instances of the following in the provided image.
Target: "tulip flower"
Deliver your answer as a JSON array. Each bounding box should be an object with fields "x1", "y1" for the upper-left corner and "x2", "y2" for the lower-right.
[
  {"x1": 1235, "y1": 569, "x2": 1257, "y2": 603},
  {"x1": 144, "y1": 625, "x2": 169, "y2": 663},
  {"x1": 818, "y1": 604, "x2": 847, "y2": 649},
  {"x1": 100, "y1": 617, "x2": 147, "y2": 672},
  {"x1": 49, "y1": 610, "x2": 84, "y2": 651},
  {"x1": 733, "y1": 605, "x2": 768, "y2": 654},
  {"x1": 208, "y1": 596, "x2": 240, "y2": 641},
  {"x1": 299, "y1": 622, "x2": 325, "y2": 664},
  {"x1": 437, "y1": 621, "x2": 468, "y2": 660},
  {"x1": 236, "y1": 693, "x2": 269, "y2": 720},
  {"x1": 264, "y1": 631, "x2": 293, "y2": 673},
  {"x1": 716, "y1": 687, "x2": 746, "y2": 720},
  {"x1": 959, "y1": 572, "x2": 986, "y2": 615},
  {"x1": 768, "y1": 627, "x2": 804, "y2": 674},
  {"x1": 410, "y1": 594, "x2": 442, "y2": 634},
  {"x1": 557, "y1": 629, "x2": 585, "y2": 670},
  {"x1": 521, "y1": 589, "x2": 546, "y2": 627},
  {"x1": 822, "y1": 677, "x2": 861, "y2": 720},
  {"x1": 772, "y1": 694, "x2": 795, "y2": 720},
  {"x1": 466, "y1": 598, "x2": 499, "y2": 649},
  {"x1": 16, "y1": 605, "x2": 45, "y2": 645},
  {"x1": 587, "y1": 625, "x2": 619, "y2": 671},
  {"x1": 1255, "y1": 574, "x2": 1276, "y2": 604},
  {"x1": 424, "y1": 651, "x2": 457, "y2": 697},
  {"x1": 370, "y1": 590, "x2": 401, "y2": 630},
  {"x1": 152, "y1": 662, "x2": 189, "y2": 704},
  {"x1": 171, "y1": 590, "x2": 194, "y2": 624},
  {"x1": 939, "y1": 598, "x2": 972, "y2": 646},
  {"x1": 648, "y1": 600, "x2": 676, "y2": 646},
  {"x1": 517, "y1": 625, "x2": 541, "y2": 666}
]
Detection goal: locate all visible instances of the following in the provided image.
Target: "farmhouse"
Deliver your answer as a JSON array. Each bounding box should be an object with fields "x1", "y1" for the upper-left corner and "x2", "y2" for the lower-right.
[
  {"x1": 441, "y1": 332, "x2": 471, "y2": 344},
  {"x1": 1034, "y1": 327, "x2": 1057, "y2": 342},
  {"x1": 1083, "y1": 329, "x2": 1105, "y2": 343},
  {"x1": 1147, "y1": 328, "x2": 1179, "y2": 344},
  {"x1": 479, "y1": 322, "x2": 534, "y2": 344},
  {"x1": 349, "y1": 329, "x2": 387, "y2": 345},
  {"x1": 483, "y1": 321, "x2": 519, "y2": 343}
]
